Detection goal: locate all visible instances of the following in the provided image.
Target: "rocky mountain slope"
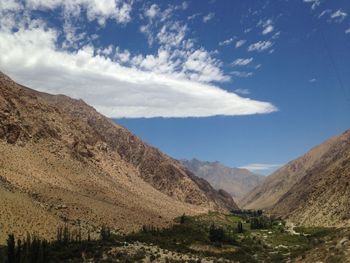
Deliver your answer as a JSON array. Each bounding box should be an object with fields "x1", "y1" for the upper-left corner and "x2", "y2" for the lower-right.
[
  {"x1": 241, "y1": 130, "x2": 350, "y2": 227},
  {"x1": 181, "y1": 159, "x2": 262, "y2": 200},
  {"x1": 0, "y1": 71, "x2": 237, "y2": 243},
  {"x1": 270, "y1": 130, "x2": 350, "y2": 227}
]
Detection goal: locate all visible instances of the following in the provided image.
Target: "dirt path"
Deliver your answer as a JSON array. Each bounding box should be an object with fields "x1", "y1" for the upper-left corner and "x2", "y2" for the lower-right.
[{"x1": 285, "y1": 221, "x2": 300, "y2": 235}]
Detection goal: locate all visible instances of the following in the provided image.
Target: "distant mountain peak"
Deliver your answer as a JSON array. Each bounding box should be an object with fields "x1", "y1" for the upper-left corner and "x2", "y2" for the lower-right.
[{"x1": 181, "y1": 159, "x2": 263, "y2": 202}]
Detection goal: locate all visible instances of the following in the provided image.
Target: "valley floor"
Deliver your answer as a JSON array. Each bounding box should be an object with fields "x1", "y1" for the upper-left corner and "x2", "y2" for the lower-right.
[{"x1": 0, "y1": 212, "x2": 349, "y2": 263}]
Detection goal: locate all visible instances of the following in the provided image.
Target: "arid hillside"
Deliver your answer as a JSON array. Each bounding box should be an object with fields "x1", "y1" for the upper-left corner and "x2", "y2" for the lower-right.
[
  {"x1": 241, "y1": 129, "x2": 350, "y2": 227},
  {"x1": 181, "y1": 159, "x2": 263, "y2": 201},
  {"x1": 0, "y1": 71, "x2": 237, "y2": 243},
  {"x1": 270, "y1": 130, "x2": 350, "y2": 227}
]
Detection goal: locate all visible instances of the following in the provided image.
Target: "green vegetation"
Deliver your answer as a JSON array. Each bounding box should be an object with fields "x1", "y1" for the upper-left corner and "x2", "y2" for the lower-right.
[
  {"x1": 237, "y1": 221, "x2": 244, "y2": 233},
  {"x1": 208, "y1": 224, "x2": 225, "y2": 243},
  {"x1": 0, "y1": 211, "x2": 345, "y2": 262}
]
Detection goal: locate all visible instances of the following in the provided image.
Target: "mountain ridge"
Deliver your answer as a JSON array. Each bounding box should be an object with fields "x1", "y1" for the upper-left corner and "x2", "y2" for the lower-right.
[
  {"x1": 181, "y1": 158, "x2": 263, "y2": 201},
  {"x1": 0, "y1": 71, "x2": 237, "y2": 243},
  {"x1": 241, "y1": 129, "x2": 350, "y2": 227}
]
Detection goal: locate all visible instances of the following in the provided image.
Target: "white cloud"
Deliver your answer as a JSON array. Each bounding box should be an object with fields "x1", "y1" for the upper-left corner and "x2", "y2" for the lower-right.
[
  {"x1": 188, "y1": 13, "x2": 201, "y2": 20},
  {"x1": 232, "y1": 58, "x2": 253, "y2": 66},
  {"x1": 0, "y1": 0, "x2": 277, "y2": 118},
  {"x1": 114, "y1": 47, "x2": 130, "y2": 63},
  {"x1": 303, "y1": 0, "x2": 321, "y2": 10},
  {"x1": 272, "y1": 31, "x2": 281, "y2": 40},
  {"x1": 318, "y1": 9, "x2": 331, "y2": 18},
  {"x1": 346, "y1": 27, "x2": 350, "y2": 34},
  {"x1": 144, "y1": 4, "x2": 160, "y2": 19},
  {"x1": 330, "y1": 9, "x2": 347, "y2": 23},
  {"x1": 62, "y1": 19, "x2": 88, "y2": 49},
  {"x1": 219, "y1": 38, "x2": 234, "y2": 46},
  {"x1": 248, "y1": 41, "x2": 273, "y2": 52},
  {"x1": 262, "y1": 25, "x2": 274, "y2": 35},
  {"x1": 140, "y1": 3, "x2": 193, "y2": 48},
  {"x1": 203, "y1": 12, "x2": 215, "y2": 23},
  {"x1": 183, "y1": 49, "x2": 230, "y2": 82},
  {"x1": 140, "y1": 24, "x2": 155, "y2": 45},
  {"x1": 309, "y1": 78, "x2": 317, "y2": 83},
  {"x1": 0, "y1": 23, "x2": 276, "y2": 118},
  {"x1": 235, "y1": 39, "x2": 246, "y2": 48},
  {"x1": 0, "y1": 0, "x2": 23, "y2": 12},
  {"x1": 181, "y1": 2, "x2": 189, "y2": 10},
  {"x1": 244, "y1": 28, "x2": 252, "y2": 33},
  {"x1": 137, "y1": 5, "x2": 228, "y2": 83},
  {"x1": 157, "y1": 22, "x2": 187, "y2": 48},
  {"x1": 239, "y1": 163, "x2": 283, "y2": 172},
  {"x1": 234, "y1": 88, "x2": 250, "y2": 95},
  {"x1": 260, "y1": 19, "x2": 274, "y2": 35},
  {"x1": 230, "y1": 71, "x2": 253, "y2": 78},
  {"x1": 25, "y1": 0, "x2": 133, "y2": 25}
]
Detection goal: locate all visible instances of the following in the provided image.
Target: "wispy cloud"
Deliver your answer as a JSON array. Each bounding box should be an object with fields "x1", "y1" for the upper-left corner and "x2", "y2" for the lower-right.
[
  {"x1": 330, "y1": 9, "x2": 347, "y2": 23},
  {"x1": 263, "y1": 25, "x2": 274, "y2": 35},
  {"x1": 239, "y1": 163, "x2": 283, "y2": 172},
  {"x1": 346, "y1": 27, "x2": 350, "y2": 34},
  {"x1": 144, "y1": 4, "x2": 160, "y2": 19},
  {"x1": 303, "y1": 0, "x2": 321, "y2": 10},
  {"x1": 232, "y1": 58, "x2": 253, "y2": 66},
  {"x1": 203, "y1": 12, "x2": 215, "y2": 23},
  {"x1": 244, "y1": 28, "x2": 252, "y2": 34},
  {"x1": 318, "y1": 9, "x2": 331, "y2": 18},
  {"x1": 235, "y1": 39, "x2": 246, "y2": 48},
  {"x1": 219, "y1": 37, "x2": 234, "y2": 46},
  {"x1": 25, "y1": 0, "x2": 133, "y2": 25},
  {"x1": 309, "y1": 78, "x2": 317, "y2": 83},
  {"x1": 234, "y1": 88, "x2": 250, "y2": 95},
  {"x1": 188, "y1": 13, "x2": 201, "y2": 20},
  {"x1": 230, "y1": 71, "x2": 253, "y2": 78},
  {"x1": 258, "y1": 19, "x2": 274, "y2": 35},
  {"x1": 248, "y1": 41, "x2": 273, "y2": 52}
]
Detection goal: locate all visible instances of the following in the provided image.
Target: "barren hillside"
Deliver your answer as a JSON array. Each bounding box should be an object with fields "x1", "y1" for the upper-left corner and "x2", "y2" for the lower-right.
[
  {"x1": 0, "y1": 72, "x2": 237, "y2": 243},
  {"x1": 241, "y1": 129, "x2": 350, "y2": 227},
  {"x1": 240, "y1": 132, "x2": 342, "y2": 210},
  {"x1": 270, "y1": 130, "x2": 350, "y2": 227}
]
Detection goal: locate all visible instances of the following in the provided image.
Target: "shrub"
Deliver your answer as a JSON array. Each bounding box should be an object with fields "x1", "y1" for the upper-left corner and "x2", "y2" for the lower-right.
[{"x1": 209, "y1": 224, "x2": 225, "y2": 243}]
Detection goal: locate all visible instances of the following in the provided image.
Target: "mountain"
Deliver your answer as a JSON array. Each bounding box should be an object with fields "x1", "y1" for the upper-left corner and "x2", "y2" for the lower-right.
[
  {"x1": 241, "y1": 129, "x2": 350, "y2": 227},
  {"x1": 0, "y1": 71, "x2": 237, "y2": 243},
  {"x1": 181, "y1": 159, "x2": 263, "y2": 201}
]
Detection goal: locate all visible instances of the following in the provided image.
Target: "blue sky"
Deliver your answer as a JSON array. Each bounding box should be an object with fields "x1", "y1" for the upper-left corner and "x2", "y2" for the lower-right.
[{"x1": 0, "y1": 0, "x2": 349, "y2": 174}]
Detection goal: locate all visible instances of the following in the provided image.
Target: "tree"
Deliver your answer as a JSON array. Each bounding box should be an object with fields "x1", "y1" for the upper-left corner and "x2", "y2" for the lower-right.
[
  {"x1": 56, "y1": 226, "x2": 63, "y2": 243},
  {"x1": 250, "y1": 216, "x2": 272, "y2": 230},
  {"x1": 237, "y1": 221, "x2": 244, "y2": 233},
  {"x1": 250, "y1": 217, "x2": 266, "y2": 229},
  {"x1": 63, "y1": 224, "x2": 70, "y2": 244},
  {"x1": 87, "y1": 229, "x2": 91, "y2": 242},
  {"x1": 100, "y1": 225, "x2": 111, "y2": 242},
  {"x1": 77, "y1": 220, "x2": 82, "y2": 243},
  {"x1": 15, "y1": 239, "x2": 21, "y2": 263},
  {"x1": 6, "y1": 234, "x2": 15, "y2": 263},
  {"x1": 209, "y1": 224, "x2": 225, "y2": 243},
  {"x1": 180, "y1": 213, "x2": 186, "y2": 224}
]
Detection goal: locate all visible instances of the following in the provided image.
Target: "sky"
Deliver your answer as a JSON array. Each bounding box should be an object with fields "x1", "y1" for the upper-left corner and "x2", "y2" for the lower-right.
[{"x1": 0, "y1": 0, "x2": 349, "y2": 174}]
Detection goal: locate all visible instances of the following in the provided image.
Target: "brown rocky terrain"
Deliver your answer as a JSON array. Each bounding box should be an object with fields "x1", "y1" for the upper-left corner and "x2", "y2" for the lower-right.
[
  {"x1": 0, "y1": 71, "x2": 237, "y2": 243},
  {"x1": 181, "y1": 159, "x2": 263, "y2": 201},
  {"x1": 241, "y1": 129, "x2": 350, "y2": 227},
  {"x1": 271, "y1": 130, "x2": 350, "y2": 227}
]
